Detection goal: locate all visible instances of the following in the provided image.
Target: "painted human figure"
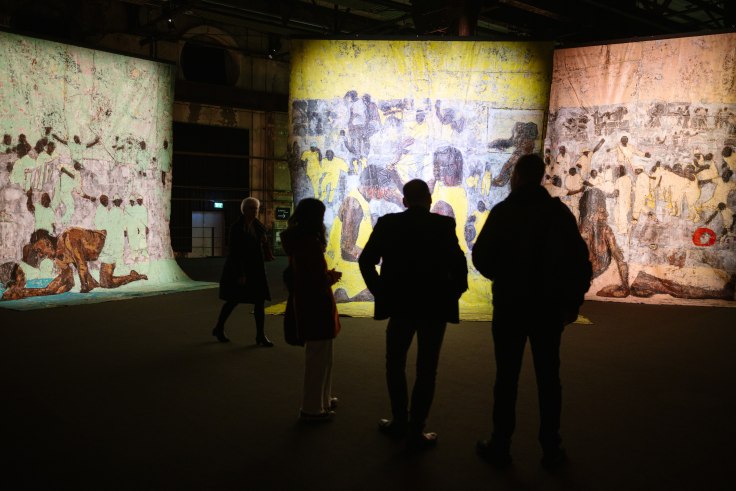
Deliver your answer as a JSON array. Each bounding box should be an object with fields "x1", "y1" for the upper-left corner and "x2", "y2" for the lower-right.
[
  {"x1": 112, "y1": 136, "x2": 128, "y2": 165},
  {"x1": 631, "y1": 165, "x2": 657, "y2": 222},
  {"x1": 574, "y1": 138, "x2": 604, "y2": 178},
  {"x1": 723, "y1": 146, "x2": 736, "y2": 175},
  {"x1": 1, "y1": 134, "x2": 12, "y2": 154},
  {"x1": 1, "y1": 227, "x2": 146, "y2": 300},
  {"x1": 8, "y1": 143, "x2": 35, "y2": 190},
  {"x1": 489, "y1": 122, "x2": 538, "y2": 187},
  {"x1": 549, "y1": 145, "x2": 570, "y2": 180},
  {"x1": 52, "y1": 133, "x2": 100, "y2": 166},
  {"x1": 26, "y1": 190, "x2": 55, "y2": 234},
  {"x1": 563, "y1": 167, "x2": 584, "y2": 221},
  {"x1": 544, "y1": 174, "x2": 568, "y2": 199},
  {"x1": 16, "y1": 134, "x2": 31, "y2": 155},
  {"x1": 363, "y1": 93, "x2": 382, "y2": 142},
  {"x1": 136, "y1": 140, "x2": 150, "y2": 177},
  {"x1": 319, "y1": 150, "x2": 349, "y2": 204},
  {"x1": 480, "y1": 162, "x2": 492, "y2": 196},
  {"x1": 579, "y1": 188, "x2": 630, "y2": 298},
  {"x1": 613, "y1": 165, "x2": 632, "y2": 234},
  {"x1": 467, "y1": 200, "x2": 489, "y2": 250},
  {"x1": 585, "y1": 168, "x2": 603, "y2": 188},
  {"x1": 33, "y1": 142, "x2": 57, "y2": 192},
  {"x1": 429, "y1": 146, "x2": 468, "y2": 252},
  {"x1": 345, "y1": 90, "x2": 369, "y2": 157},
  {"x1": 98, "y1": 195, "x2": 127, "y2": 270},
  {"x1": 125, "y1": 195, "x2": 149, "y2": 262},
  {"x1": 158, "y1": 139, "x2": 172, "y2": 186},
  {"x1": 301, "y1": 142, "x2": 323, "y2": 198},
  {"x1": 615, "y1": 136, "x2": 650, "y2": 175},
  {"x1": 434, "y1": 99, "x2": 466, "y2": 144},
  {"x1": 52, "y1": 161, "x2": 95, "y2": 225},
  {"x1": 406, "y1": 109, "x2": 430, "y2": 156},
  {"x1": 327, "y1": 165, "x2": 401, "y2": 303},
  {"x1": 692, "y1": 107, "x2": 708, "y2": 130},
  {"x1": 701, "y1": 169, "x2": 736, "y2": 235},
  {"x1": 715, "y1": 108, "x2": 729, "y2": 129}
]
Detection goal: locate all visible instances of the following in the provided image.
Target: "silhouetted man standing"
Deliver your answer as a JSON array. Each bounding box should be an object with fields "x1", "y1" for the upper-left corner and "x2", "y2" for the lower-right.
[
  {"x1": 472, "y1": 154, "x2": 591, "y2": 469},
  {"x1": 359, "y1": 179, "x2": 468, "y2": 450}
]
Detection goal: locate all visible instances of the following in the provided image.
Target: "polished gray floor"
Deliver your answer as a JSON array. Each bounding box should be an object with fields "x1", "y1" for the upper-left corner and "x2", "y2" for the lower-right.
[{"x1": 1, "y1": 257, "x2": 734, "y2": 490}]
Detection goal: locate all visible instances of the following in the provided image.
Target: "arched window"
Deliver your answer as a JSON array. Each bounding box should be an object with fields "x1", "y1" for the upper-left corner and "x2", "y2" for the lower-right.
[{"x1": 180, "y1": 36, "x2": 238, "y2": 85}]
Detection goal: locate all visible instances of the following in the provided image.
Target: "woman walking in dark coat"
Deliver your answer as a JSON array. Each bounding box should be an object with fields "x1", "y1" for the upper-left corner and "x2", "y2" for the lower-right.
[
  {"x1": 212, "y1": 197, "x2": 275, "y2": 347},
  {"x1": 280, "y1": 198, "x2": 342, "y2": 421}
]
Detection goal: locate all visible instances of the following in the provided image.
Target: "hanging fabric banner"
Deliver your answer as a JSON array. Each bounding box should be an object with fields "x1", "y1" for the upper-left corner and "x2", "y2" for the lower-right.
[
  {"x1": 289, "y1": 39, "x2": 554, "y2": 320},
  {"x1": 0, "y1": 32, "x2": 192, "y2": 308},
  {"x1": 546, "y1": 33, "x2": 736, "y2": 306}
]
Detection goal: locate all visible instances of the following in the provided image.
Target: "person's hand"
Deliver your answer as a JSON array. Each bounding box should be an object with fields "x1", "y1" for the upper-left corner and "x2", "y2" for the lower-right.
[{"x1": 327, "y1": 269, "x2": 342, "y2": 284}]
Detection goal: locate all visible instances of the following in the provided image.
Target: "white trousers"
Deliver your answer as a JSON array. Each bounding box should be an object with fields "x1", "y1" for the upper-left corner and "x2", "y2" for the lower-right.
[{"x1": 302, "y1": 339, "x2": 333, "y2": 414}]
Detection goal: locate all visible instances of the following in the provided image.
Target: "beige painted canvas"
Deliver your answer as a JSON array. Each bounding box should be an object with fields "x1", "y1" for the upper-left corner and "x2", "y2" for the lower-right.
[{"x1": 545, "y1": 33, "x2": 736, "y2": 306}]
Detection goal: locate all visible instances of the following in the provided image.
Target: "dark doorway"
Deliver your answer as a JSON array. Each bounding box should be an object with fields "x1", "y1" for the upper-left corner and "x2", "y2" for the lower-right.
[{"x1": 170, "y1": 122, "x2": 249, "y2": 254}]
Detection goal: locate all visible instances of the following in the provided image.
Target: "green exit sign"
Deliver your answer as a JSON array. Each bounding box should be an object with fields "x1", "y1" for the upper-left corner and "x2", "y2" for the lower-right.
[{"x1": 275, "y1": 207, "x2": 291, "y2": 220}]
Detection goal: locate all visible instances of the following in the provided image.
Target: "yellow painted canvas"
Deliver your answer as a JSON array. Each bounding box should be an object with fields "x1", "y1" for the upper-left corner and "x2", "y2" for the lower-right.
[{"x1": 288, "y1": 40, "x2": 554, "y2": 320}]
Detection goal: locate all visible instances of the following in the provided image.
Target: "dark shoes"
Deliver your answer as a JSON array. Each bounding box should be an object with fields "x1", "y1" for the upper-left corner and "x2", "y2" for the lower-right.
[
  {"x1": 378, "y1": 419, "x2": 437, "y2": 450},
  {"x1": 377, "y1": 418, "x2": 408, "y2": 439},
  {"x1": 212, "y1": 327, "x2": 229, "y2": 343},
  {"x1": 476, "y1": 440, "x2": 513, "y2": 468},
  {"x1": 299, "y1": 410, "x2": 335, "y2": 423},
  {"x1": 541, "y1": 447, "x2": 567, "y2": 471},
  {"x1": 211, "y1": 329, "x2": 273, "y2": 347},
  {"x1": 255, "y1": 336, "x2": 274, "y2": 347},
  {"x1": 406, "y1": 431, "x2": 438, "y2": 451}
]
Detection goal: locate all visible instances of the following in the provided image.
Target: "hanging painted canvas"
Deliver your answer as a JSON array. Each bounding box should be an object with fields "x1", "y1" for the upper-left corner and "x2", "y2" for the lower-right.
[
  {"x1": 545, "y1": 33, "x2": 736, "y2": 306},
  {"x1": 0, "y1": 32, "x2": 195, "y2": 308},
  {"x1": 288, "y1": 39, "x2": 553, "y2": 320}
]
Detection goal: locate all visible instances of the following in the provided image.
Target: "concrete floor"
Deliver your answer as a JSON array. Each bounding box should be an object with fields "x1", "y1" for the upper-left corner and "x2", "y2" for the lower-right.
[{"x1": 1, "y1": 257, "x2": 734, "y2": 490}]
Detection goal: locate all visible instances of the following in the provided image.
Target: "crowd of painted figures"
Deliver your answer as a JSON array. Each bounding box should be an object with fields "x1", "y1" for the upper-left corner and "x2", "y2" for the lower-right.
[
  {"x1": 290, "y1": 93, "x2": 736, "y2": 303},
  {"x1": 0, "y1": 126, "x2": 173, "y2": 300},
  {"x1": 289, "y1": 93, "x2": 542, "y2": 306}
]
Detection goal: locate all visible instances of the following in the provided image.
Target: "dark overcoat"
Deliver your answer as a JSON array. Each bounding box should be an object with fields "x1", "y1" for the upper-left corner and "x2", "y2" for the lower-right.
[
  {"x1": 219, "y1": 217, "x2": 271, "y2": 303},
  {"x1": 281, "y1": 228, "x2": 340, "y2": 342},
  {"x1": 472, "y1": 185, "x2": 592, "y2": 323},
  {"x1": 358, "y1": 207, "x2": 468, "y2": 323}
]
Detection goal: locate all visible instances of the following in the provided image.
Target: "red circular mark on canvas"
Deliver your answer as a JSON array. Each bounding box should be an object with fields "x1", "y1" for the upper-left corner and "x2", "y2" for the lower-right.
[{"x1": 692, "y1": 227, "x2": 716, "y2": 247}]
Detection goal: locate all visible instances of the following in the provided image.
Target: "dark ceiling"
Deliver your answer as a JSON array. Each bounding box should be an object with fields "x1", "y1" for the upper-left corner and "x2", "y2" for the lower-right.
[{"x1": 1, "y1": 0, "x2": 734, "y2": 55}]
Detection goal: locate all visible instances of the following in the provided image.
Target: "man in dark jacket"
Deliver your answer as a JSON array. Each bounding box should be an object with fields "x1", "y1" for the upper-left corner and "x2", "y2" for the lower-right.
[
  {"x1": 359, "y1": 179, "x2": 468, "y2": 450},
  {"x1": 472, "y1": 154, "x2": 592, "y2": 469}
]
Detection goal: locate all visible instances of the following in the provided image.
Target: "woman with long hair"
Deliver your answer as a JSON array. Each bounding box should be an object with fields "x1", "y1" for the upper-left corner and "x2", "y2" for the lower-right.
[{"x1": 280, "y1": 198, "x2": 342, "y2": 421}]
